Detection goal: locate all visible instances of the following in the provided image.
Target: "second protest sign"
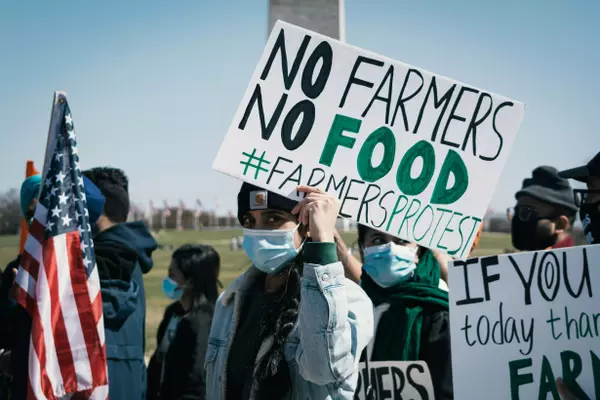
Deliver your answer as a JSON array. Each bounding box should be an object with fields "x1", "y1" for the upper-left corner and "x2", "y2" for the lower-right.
[{"x1": 448, "y1": 244, "x2": 600, "y2": 399}]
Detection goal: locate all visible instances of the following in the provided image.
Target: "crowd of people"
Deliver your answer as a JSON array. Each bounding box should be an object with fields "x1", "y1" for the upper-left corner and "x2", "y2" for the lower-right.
[{"x1": 0, "y1": 151, "x2": 598, "y2": 400}]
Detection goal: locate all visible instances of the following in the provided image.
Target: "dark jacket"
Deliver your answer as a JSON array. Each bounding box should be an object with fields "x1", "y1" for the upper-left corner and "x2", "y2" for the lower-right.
[
  {"x1": 147, "y1": 300, "x2": 213, "y2": 400},
  {"x1": 419, "y1": 310, "x2": 452, "y2": 400},
  {"x1": 94, "y1": 221, "x2": 157, "y2": 400},
  {"x1": 0, "y1": 256, "x2": 29, "y2": 400}
]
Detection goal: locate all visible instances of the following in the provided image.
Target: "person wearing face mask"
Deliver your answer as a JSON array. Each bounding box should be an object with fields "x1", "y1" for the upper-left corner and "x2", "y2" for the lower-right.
[
  {"x1": 356, "y1": 224, "x2": 452, "y2": 400},
  {"x1": 147, "y1": 244, "x2": 220, "y2": 400},
  {"x1": 511, "y1": 166, "x2": 578, "y2": 251},
  {"x1": 205, "y1": 183, "x2": 373, "y2": 400},
  {"x1": 560, "y1": 152, "x2": 600, "y2": 245},
  {"x1": 82, "y1": 167, "x2": 158, "y2": 400},
  {"x1": 0, "y1": 173, "x2": 105, "y2": 400}
]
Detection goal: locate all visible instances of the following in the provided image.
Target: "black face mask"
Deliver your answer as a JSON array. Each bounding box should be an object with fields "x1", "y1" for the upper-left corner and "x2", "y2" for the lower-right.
[
  {"x1": 511, "y1": 212, "x2": 557, "y2": 251},
  {"x1": 580, "y1": 203, "x2": 600, "y2": 244}
]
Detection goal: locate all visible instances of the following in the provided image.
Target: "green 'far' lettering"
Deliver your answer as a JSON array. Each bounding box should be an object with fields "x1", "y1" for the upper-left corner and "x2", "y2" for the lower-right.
[
  {"x1": 509, "y1": 358, "x2": 533, "y2": 400},
  {"x1": 538, "y1": 356, "x2": 559, "y2": 400}
]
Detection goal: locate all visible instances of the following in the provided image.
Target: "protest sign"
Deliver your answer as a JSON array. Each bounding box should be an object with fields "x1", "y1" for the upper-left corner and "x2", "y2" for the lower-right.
[
  {"x1": 448, "y1": 245, "x2": 600, "y2": 400},
  {"x1": 212, "y1": 20, "x2": 525, "y2": 258},
  {"x1": 355, "y1": 361, "x2": 434, "y2": 400}
]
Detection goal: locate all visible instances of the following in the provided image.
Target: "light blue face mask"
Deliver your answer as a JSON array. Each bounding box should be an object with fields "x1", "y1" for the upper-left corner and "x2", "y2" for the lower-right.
[
  {"x1": 162, "y1": 277, "x2": 183, "y2": 301},
  {"x1": 243, "y1": 225, "x2": 302, "y2": 274},
  {"x1": 362, "y1": 242, "x2": 418, "y2": 288}
]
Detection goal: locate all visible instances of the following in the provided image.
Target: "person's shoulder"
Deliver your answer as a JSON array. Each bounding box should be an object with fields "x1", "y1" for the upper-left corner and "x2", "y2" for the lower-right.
[
  {"x1": 164, "y1": 301, "x2": 184, "y2": 316},
  {"x1": 185, "y1": 301, "x2": 215, "y2": 320}
]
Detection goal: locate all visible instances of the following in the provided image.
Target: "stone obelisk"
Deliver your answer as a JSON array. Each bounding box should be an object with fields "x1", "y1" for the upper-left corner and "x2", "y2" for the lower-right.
[{"x1": 268, "y1": 0, "x2": 345, "y2": 40}]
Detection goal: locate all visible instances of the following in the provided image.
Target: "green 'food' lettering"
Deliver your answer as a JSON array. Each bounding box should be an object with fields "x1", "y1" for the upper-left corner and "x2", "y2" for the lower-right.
[{"x1": 356, "y1": 126, "x2": 396, "y2": 182}]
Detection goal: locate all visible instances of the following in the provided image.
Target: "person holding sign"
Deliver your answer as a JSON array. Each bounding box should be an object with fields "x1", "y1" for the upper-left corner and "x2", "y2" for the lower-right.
[
  {"x1": 560, "y1": 151, "x2": 600, "y2": 244},
  {"x1": 356, "y1": 224, "x2": 452, "y2": 400},
  {"x1": 511, "y1": 166, "x2": 578, "y2": 251},
  {"x1": 205, "y1": 183, "x2": 373, "y2": 400}
]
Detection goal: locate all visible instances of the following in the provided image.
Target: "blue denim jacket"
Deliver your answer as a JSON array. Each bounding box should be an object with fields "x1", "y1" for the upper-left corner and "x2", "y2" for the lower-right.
[{"x1": 205, "y1": 243, "x2": 374, "y2": 400}]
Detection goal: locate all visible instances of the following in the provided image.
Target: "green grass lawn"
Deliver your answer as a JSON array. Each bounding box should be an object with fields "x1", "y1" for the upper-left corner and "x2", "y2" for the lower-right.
[{"x1": 0, "y1": 230, "x2": 512, "y2": 355}]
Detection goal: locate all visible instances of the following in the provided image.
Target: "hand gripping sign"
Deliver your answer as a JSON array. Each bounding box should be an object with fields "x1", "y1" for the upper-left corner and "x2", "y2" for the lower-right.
[{"x1": 213, "y1": 20, "x2": 525, "y2": 258}]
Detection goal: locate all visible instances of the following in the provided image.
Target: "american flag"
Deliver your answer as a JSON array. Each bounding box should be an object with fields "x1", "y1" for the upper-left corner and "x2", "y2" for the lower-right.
[
  {"x1": 14, "y1": 93, "x2": 109, "y2": 399},
  {"x1": 162, "y1": 201, "x2": 171, "y2": 217},
  {"x1": 195, "y1": 200, "x2": 202, "y2": 218},
  {"x1": 176, "y1": 201, "x2": 184, "y2": 231}
]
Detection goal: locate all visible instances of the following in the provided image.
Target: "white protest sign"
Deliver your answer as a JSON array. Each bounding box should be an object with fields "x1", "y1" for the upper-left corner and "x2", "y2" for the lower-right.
[
  {"x1": 448, "y1": 245, "x2": 600, "y2": 400},
  {"x1": 212, "y1": 20, "x2": 525, "y2": 258},
  {"x1": 355, "y1": 361, "x2": 435, "y2": 400}
]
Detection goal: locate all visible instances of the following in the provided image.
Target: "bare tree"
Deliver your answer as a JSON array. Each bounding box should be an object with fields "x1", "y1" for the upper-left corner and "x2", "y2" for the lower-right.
[{"x1": 0, "y1": 188, "x2": 21, "y2": 235}]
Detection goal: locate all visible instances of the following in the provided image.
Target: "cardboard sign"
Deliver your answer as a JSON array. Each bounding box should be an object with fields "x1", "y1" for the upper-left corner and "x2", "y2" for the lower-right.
[
  {"x1": 355, "y1": 361, "x2": 435, "y2": 400},
  {"x1": 212, "y1": 20, "x2": 525, "y2": 258},
  {"x1": 448, "y1": 245, "x2": 600, "y2": 400}
]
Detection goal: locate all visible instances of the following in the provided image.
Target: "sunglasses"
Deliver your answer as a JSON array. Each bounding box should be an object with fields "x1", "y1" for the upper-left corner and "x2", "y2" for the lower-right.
[
  {"x1": 573, "y1": 189, "x2": 600, "y2": 208},
  {"x1": 514, "y1": 205, "x2": 562, "y2": 222}
]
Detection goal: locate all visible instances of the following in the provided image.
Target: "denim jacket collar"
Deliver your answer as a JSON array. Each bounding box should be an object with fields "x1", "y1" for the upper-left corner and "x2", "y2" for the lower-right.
[{"x1": 220, "y1": 266, "x2": 263, "y2": 306}]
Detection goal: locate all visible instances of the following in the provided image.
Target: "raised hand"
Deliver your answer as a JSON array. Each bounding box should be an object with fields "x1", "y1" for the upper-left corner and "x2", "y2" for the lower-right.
[
  {"x1": 291, "y1": 186, "x2": 340, "y2": 243},
  {"x1": 556, "y1": 378, "x2": 580, "y2": 400}
]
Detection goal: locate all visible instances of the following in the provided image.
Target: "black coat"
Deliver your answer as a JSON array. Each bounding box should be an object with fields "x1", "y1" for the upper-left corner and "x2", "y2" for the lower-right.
[
  {"x1": 420, "y1": 310, "x2": 453, "y2": 400},
  {"x1": 147, "y1": 300, "x2": 214, "y2": 400}
]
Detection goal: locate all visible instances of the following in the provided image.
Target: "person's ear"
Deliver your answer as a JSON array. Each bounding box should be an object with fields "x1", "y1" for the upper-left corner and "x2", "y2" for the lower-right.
[{"x1": 554, "y1": 215, "x2": 569, "y2": 233}]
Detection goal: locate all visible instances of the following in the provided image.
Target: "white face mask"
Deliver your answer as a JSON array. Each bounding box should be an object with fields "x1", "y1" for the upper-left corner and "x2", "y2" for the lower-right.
[
  {"x1": 362, "y1": 242, "x2": 418, "y2": 288},
  {"x1": 242, "y1": 225, "x2": 303, "y2": 274}
]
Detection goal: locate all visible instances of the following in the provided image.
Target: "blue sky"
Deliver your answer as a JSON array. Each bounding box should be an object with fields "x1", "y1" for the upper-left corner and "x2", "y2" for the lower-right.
[{"x1": 1, "y1": 0, "x2": 598, "y2": 214}]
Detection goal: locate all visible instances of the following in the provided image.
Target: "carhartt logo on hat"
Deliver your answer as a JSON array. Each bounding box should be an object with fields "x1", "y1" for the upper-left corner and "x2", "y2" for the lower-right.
[{"x1": 250, "y1": 190, "x2": 268, "y2": 210}]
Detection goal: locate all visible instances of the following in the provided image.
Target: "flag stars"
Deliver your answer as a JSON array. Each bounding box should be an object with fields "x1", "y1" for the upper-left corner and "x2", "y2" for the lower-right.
[
  {"x1": 55, "y1": 171, "x2": 66, "y2": 183},
  {"x1": 65, "y1": 114, "x2": 73, "y2": 126},
  {"x1": 55, "y1": 153, "x2": 63, "y2": 162},
  {"x1": 58, "y1": 193, "x2": 69, "y2": 205},
  {"x1": 81, "y1": 241, "x2": 89, "y2": 253},
  {"x1": 46, "y1": 221, "x2": 55, "y2": 231},
  {"x1": 50, "y1": 187, "x2": 58, "y2": 197},
  {"x1": 82, "y1": 256, "x2": 91, "y2": 268},
  {"x1": 51, "y1": 206, "x2": 61, "y2": 218},
  {"x1": 74, "y1": 160, "x2": 81, "y2": 171},
  {"x1": 61, "y1": 214, "x2": 72, "y2": 227},
  {"x1": 72, "y1": 146, "x2": 78, "y2": 156},
  {"x1": 45, "y1": 178, "x2": 52, "y2": 188},
  {"x1": 68, "y1": 129, "x2": 76, "y2": 141}
]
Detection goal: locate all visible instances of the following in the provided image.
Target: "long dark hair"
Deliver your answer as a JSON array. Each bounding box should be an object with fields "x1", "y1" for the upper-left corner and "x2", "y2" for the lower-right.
[
  {"x1": 253, "y1": 248, "x2": 304, "y2": 399},
  {"x1": 172, "y1": 244, "x2": 220, "y2": 305}
]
